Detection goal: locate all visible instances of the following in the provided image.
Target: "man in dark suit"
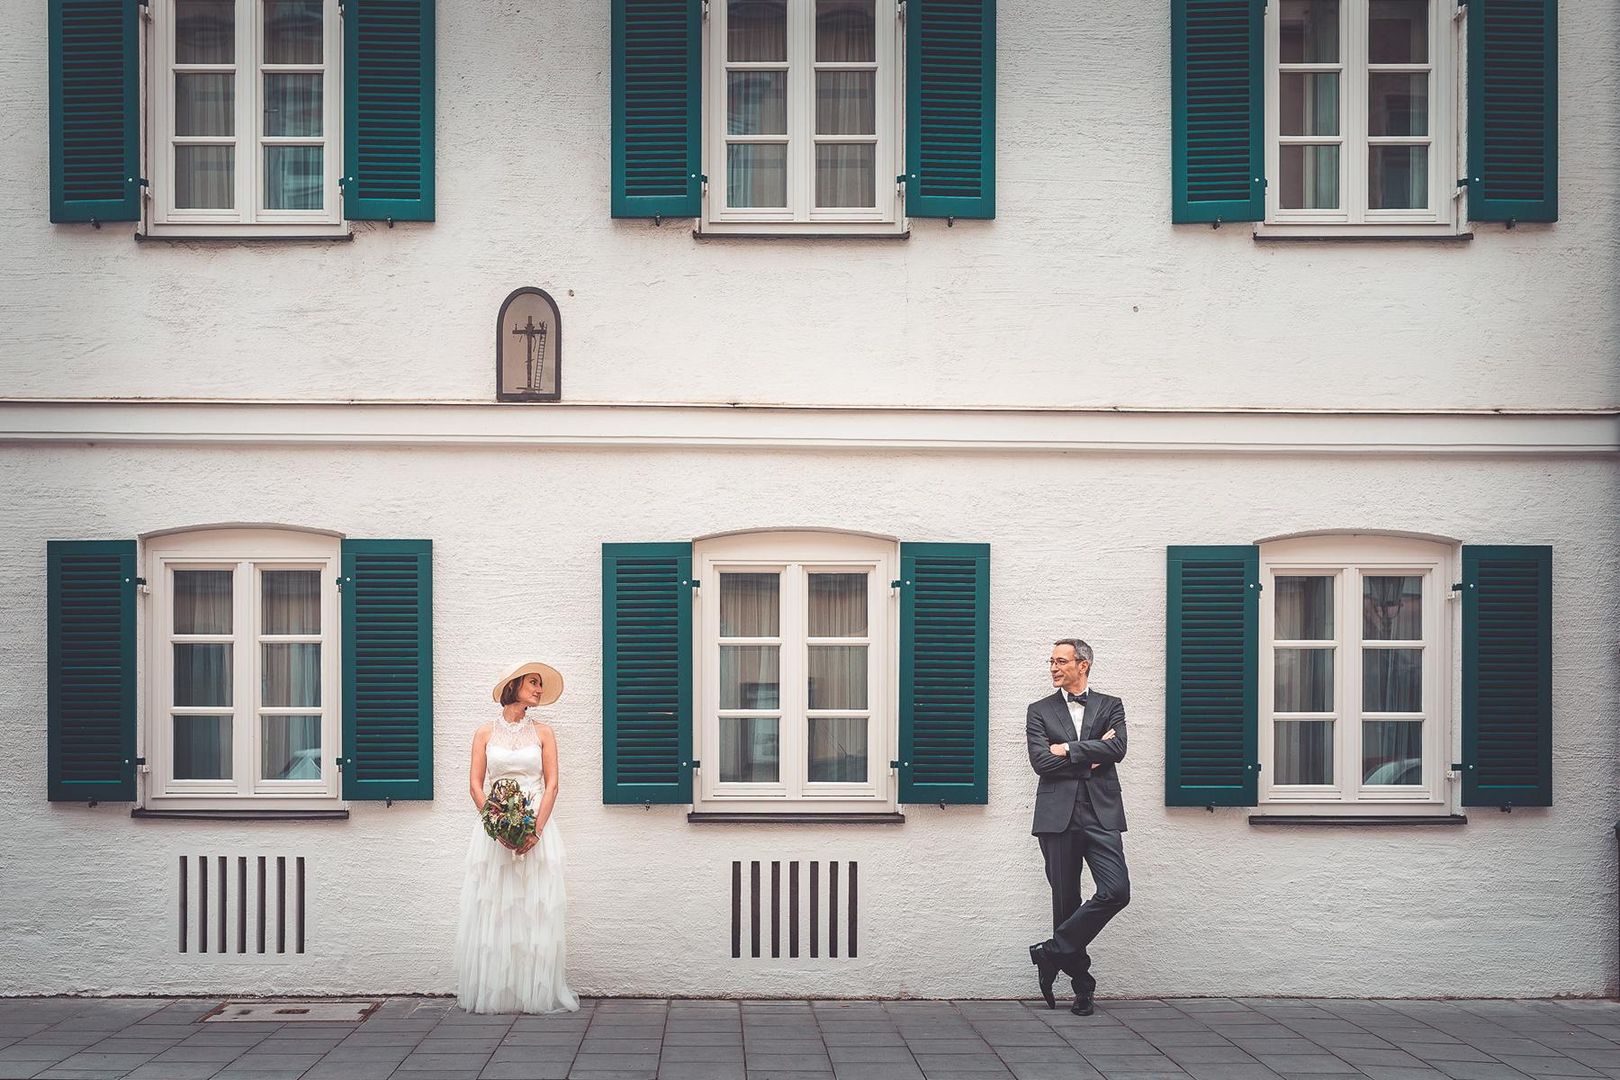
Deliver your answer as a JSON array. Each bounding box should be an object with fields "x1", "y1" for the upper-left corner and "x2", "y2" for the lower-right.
[{"x1": 1026, "y1": 638, "x2": 1129, "y2": 1015}]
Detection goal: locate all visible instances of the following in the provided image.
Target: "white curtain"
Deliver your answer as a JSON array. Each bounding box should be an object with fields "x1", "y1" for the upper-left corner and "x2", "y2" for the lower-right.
[
  {"x1": 172, "y1": 570, "x2": 233, "y2": 778},
  {"x1": 260, "y1": 570, "x2": 322, "y2": 779},
  {"x1": 814, "y1": 1, "x2": 875, "y2": 207},
  {"x1": 1275, "y1": 720, "x2": 1333, "y2": 785},
  {"x1": 174, "y1": 0, "x2": 235, "y2": 210}
]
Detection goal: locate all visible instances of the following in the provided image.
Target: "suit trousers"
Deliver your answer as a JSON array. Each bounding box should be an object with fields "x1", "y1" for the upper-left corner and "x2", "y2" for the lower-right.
[{"x1": 1038, "y1": 799, "x2": 1131, "y2": 995}]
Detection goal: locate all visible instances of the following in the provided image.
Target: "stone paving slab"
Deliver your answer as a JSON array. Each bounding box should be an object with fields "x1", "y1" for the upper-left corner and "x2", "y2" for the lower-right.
[{"x1": 0, "y1": 999, "x2": 1616, "y2": 1080}]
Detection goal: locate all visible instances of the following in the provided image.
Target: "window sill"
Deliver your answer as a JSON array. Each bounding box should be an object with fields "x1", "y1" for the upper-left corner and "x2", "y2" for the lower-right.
[
  {"x1": 687, "y1": 812, "x2": 905, "y2": 824},
  {"x1": 136, "y1": 231, "x2": 355, "y2": 244},
  {"x1": 1253, "y1": 226, "x2": 1473, "y2": 243},
  {"x1": 1248, "y1": 814, "x2": 1466, "y2": 827},
  {"x1": 692, "y1": 228, "x2": 910, "y2": 241},
  {"x1": 132, "y1": 807, "x2": 350, "y2": 821}
]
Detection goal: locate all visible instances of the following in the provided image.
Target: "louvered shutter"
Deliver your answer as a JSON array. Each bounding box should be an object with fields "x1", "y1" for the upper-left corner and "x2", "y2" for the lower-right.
[
  {"x1": 47, "y1": 541, "x2": 137, "y2": 801},
  {"x1": 1460, "y1": 545, "x2": 1552, "y2": 807},
  {"x1": 904, "y1": 0, "x2": 996, "y2": 220},
  {"x1": 1165, "y1": 546, "x2": 1259, "y2": 806},
  {"x1": 343, "y1": 0, "x2": 436, "y2": 221},
  {"x1": 897, "y1": 543, "x2": 988, "y2": 804},
  {"x1": 611, "y1": 0, "x2": 701, "y2": 218},
  {"x1": 1466, "y1": 0, "x2": 1557, "y2": 222},
  {"x1": 1171, "y1": 0, "x2": 1264, "y2": 224},
  {"x1": 340, "y1": 540, "x2": 433, "y2": 800},
  {"x1": 602, "y1": 543, "x2": 694, "y2": 803},
  {"x1": 48, "y1": 0, "x2": 140, "y2": 223}
]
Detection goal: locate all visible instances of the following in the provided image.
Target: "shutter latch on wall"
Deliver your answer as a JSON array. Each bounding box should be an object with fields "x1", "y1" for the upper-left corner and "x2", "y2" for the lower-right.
[{"x1": 890, "y1": 578, "x2": 910, "y2": 590}]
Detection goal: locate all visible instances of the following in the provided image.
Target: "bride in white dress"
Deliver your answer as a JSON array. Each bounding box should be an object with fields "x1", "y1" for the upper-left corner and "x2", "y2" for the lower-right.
[{"x1": 455, "y1": 661, "x2": 579, "y2": 1014}]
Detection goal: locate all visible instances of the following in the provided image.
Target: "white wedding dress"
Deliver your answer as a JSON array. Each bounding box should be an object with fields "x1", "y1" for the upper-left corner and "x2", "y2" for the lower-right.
[{"x1": 454, "y1": 716, "x2": 579, "y2": 1013}]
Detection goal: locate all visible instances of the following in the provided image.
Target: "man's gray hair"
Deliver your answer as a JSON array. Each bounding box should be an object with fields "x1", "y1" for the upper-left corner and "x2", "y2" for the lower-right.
[{"x1": 1053, "y1": 638, "x2": 1093, "y2": 668}]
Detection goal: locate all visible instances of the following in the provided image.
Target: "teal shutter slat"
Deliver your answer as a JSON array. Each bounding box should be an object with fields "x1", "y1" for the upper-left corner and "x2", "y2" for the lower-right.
[
  {"x1": 344, "y1": 0, "x2": 436, "y2": 221},
  {"x1": 904, "y1": 0, "x2": 996, "y2": 220},
  {"x1": 1461, "y1": 545, "x2": 1552, "y2": 808},
  {"x1": 341, "y1": 540, "x2": 433, "y2": 800},
  {"x1": 49, "y1": 0, "x2": 140, "y2": 223},
  {"x1": 898, "y1": 543, "x2": 988, "y2": 804},
  {"x1": 611, "y1": 0, "x2": 700, "y2": 218},
  {"x1": 47, "y1": 541, "x2": 137, "y2": 801},
  {"x1": 1467, "y1": 0, "x2": 1557, "y2": 222},
  {"x1": 1171, "y1": 0, "x2": 1263, "y2": 224},
  {"x1": 603, "y1": 543, "x2": 693, "y2": 803},
  {"x1": 1166, "y1": 546, "x2": 1258, "y2": 806}
]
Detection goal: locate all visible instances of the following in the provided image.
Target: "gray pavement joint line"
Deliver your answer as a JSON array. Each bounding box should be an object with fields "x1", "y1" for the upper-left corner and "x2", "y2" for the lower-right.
[{"x1": 955, "y1": 998, "x2": 1048, "y2": 1079}]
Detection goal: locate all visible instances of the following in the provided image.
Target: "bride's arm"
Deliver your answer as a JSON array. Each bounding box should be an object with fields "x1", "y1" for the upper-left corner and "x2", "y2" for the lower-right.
[
  {"x1": 468, "y1": 724, "x2": 491, "y2": 812},
  {"x1": 534, "y1": 725, "x2": 560, "y2": 834}
]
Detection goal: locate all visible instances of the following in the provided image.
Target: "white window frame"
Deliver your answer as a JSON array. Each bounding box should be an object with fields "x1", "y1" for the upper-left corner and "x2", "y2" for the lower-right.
[
  {"x1": 700, "y1": 0, "x2": 906, "y2": 235},
  {"x1": 147, "y1": 0, "x2": 346, "y2": 236},
  {"x1": 144, "y1": 528, "x2": 343, "y2": 810},
  {"x1": 1258, "y1": 535, "x2": 1455, "y2": 814},
  {"x1": 694, "y1": 531, "x2": 898, "y2": 813},
  {"x1": 1260, "y1": 0, "x2": 1462, "y2": 236}
]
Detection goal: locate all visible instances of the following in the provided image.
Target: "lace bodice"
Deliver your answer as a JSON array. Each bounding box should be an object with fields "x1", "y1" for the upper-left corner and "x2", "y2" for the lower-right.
[{"x1": 483, "y1": 716, "x2": 545, "y2": 793}]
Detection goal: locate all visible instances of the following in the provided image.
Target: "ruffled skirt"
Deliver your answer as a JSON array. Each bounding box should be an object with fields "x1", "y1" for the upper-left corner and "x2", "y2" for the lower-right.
[{"x1": 454, "y1": 801, "x2": 579, "y2": 1014}]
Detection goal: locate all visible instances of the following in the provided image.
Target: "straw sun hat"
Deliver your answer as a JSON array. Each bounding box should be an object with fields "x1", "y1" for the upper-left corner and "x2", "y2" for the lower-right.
[{"x1": 491, "y1": 661, "x2": 565, "y2": 706}]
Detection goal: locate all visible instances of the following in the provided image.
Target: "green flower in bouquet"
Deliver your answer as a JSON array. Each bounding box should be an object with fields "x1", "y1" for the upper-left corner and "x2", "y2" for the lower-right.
[{"x1": 482, "y1": 778, "x2": 538, "y2": 851}]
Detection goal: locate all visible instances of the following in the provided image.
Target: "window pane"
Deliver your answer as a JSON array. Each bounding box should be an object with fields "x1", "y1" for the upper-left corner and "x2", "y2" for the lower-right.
[
  {"x1": 263, "y1": 570, "x2": 320, "y2": 634},
  {"x1": 720, "y1": 573, "x2": 780, "y2": 636},
  {"x1": 1362, "y1": 575, "x2": 1422, "y2": 640},
  {"x1": 261, "y1": 714, "x2": 322, "y2": 780},
  {"x1": 727, "y1": 144, "x2": 787, "y2": 208},
  {"x1": 174, "y1": 643, "x2": 232, "y2": 706},
  {"x1": 176, "y1": 73, "x2": 234, "y2": 135},
  {"x1": 264, "y1": 73, "x2": 322, "y2": 136},
  {"x1": 808, "y1": 645, "x2": 867, "y2": 709},
  {"x1": 808, "y1": 573, "x2": 867, "y2": 636},
  {"x1": 1275, "y1": 648, "x2": 1333, "y2": 712},
  {"x1": 815, "y1": 144, "x2": 875, "y2": 207},
  {"x1": 1279, "y1": 145, "x2": 1339, "y2": 209},
  {"x1": 175, "y1": 146, "x2": 235, "y2": 209},
  {"x1": 1275, "y1": 576, "x2": 1333, "y2": 640},
  {"x1": 720, "y1": 716, "x2": 779, "y2": 782},
  {"x1": 265, "y1": 146, "x2": 324, "y2": 210},
  {"x1": 720, "y1": 645, "x2": 779, "y2": 709},
  {"x1": 817, "y1": 0, "x2": 875, "y2": 62},
  {"x1": 1362, "y1": 720, "x2": 1422, "y2": 784},
  {"x1": 809, "y1": 717, "x2": 868, "y2": 782},
  {"x1": 262, "y1": 643, "x2": 321, "y2": 708},
  {"x1": 1279, "y1": 0, "x2": 1339, "y2": 63},
  {"x1": 174, "y1": 569, "x2": 233, "y2": 634},
  {"x1": 1279, "y1": 72, "x2": 1339, "y2": 136},
  {"x1": 1363, "y1": 648, "x2": 1421, "y2": 712},
  {"x1": 1368, "y1": 145, "x2": 1428, "y2": 209},
  {"x1": 816, "y1": 71, "x2": 875, "y2": 135},
  {"x1": 728, "y1": 0, "x2": 786, "y2": 61},
  {"x1": 264, "y1": 0, "x2": 323, "y2": 64},
  {"x1": 1368, "y1": 73, "x2": 1428, "y2": 136},
  {"x1": 1369, "y1": 0, "x2": 1428, "y2": 64},
  {"x1": 176, "y1": 0, "x2": 233, "y2": 63},
  {"x1": 174, "y1": 715, "x2": 233, "y2": 779},
  {"x1": 727, "y1": 72, "x2": 787, "y2": 135},
  {"x1": 1275, "y1": 719, "x2": 1333, "y2": 784}
]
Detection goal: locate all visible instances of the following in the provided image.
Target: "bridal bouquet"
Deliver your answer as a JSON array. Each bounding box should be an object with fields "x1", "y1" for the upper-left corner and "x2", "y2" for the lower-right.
[{"x1": 482, "y1": 778, "x2": 537, "y2": 852}]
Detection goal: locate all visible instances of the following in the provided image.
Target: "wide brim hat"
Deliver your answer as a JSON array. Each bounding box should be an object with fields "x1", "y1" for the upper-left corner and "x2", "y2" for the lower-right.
[{"x1": 491, "y1": 661, "x2": 564, "y2": 706}]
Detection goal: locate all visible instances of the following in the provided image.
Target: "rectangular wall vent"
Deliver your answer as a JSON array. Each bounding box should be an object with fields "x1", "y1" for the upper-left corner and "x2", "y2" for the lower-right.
[
  {"x1": 730, "y1": 860, "x2": 857, "y2": 960},
  {"x1": 178, "y1": 855, "x2": 305, "y2": 955}
]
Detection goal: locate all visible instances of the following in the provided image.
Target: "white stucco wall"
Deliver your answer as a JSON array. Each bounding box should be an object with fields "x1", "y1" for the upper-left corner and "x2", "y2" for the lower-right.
[{"x1": 1, "y1": 443, "x2": 1615, "y2": 999}]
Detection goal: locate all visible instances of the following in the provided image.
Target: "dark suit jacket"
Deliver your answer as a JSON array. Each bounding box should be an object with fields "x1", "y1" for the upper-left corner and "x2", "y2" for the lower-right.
[{"x1": 1027, "y1": 689, "x2": 1128, "y2": 835}]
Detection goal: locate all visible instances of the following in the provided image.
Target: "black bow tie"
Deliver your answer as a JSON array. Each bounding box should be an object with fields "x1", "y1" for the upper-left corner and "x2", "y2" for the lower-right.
[{"x1": 1066, "y1": 692, "x2": 1088, "y2": 705}]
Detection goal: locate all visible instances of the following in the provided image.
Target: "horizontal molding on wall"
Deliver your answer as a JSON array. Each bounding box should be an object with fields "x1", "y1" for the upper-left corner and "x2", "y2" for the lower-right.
[{"x1": 0, "y1": 400, "x2": 1615, "y2": 455}]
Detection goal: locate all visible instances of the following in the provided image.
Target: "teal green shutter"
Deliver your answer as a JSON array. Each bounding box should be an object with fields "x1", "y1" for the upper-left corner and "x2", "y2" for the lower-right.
[
  {"x1": 611, "y1": 0, "x2": 700, "y2": 218},
  {"x1": 1461, "y1": 545, "x2": 1552, "y2": 808},
  {"x1": 343, "y1": 0, "x2": 436, "y2": 221},
  {"x1": 904, "y1": 0, "x2": 996, "y2": 220},
  {"x1": 49, "y1": 0, "x2": 140, "y2": 223},
  {"x1": 898, "y1": 543, "x2": 989, "y2": 804},
  {"x1": 47, "y1": 541, "x2": 137, "y2": 801},
  {"x1": 1166, "y1": 546, "x2": 1259, "y2": 806},
  {"x1": 1467, "y1": 0, "x2": 1557, "y2": 222},
  {"x1": 602, "y1": 543, "x2": 694, "y2": 803},
  {"x1": 340, "y1": 540, "x2": 433, "y2": 800},
  {"x1": 1171, "y1": 0, "x2": 1264, "y2": 224}
]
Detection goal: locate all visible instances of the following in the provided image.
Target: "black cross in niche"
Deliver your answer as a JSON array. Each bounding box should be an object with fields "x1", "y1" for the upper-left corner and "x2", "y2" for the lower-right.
[{"x1": 511, "y1": 314, "x2": 548, "y2": 392}]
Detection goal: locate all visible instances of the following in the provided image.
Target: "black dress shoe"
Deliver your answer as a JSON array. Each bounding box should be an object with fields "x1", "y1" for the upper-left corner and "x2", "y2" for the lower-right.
[
  {"x1": 1028, "y1": 943, "x2": 1061, "y2": 1009},
  {"x1": 1069, "y1": 995, "x2": 1095, "y2": 1016}
]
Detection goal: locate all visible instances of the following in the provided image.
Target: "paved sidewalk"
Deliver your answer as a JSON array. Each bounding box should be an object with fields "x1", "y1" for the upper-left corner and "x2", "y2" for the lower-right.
[{"x1": 1, "y1": 996, "x2": 1617, "y2": 1080}]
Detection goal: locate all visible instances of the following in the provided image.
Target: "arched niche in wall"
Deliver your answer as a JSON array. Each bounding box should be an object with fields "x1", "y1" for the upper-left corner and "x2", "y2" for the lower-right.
[{"x1": 496, "y1": 287, "x2": 562, "y2": 402}]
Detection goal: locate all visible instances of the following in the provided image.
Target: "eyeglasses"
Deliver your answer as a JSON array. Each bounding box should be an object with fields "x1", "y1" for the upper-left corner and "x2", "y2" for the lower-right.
[{"x1": 1047, "y1": 658, "x2": 1075, "y2": 667}]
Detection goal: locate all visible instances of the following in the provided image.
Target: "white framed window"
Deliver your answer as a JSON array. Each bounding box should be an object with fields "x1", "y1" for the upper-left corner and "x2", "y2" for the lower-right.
[
  {"x1": 1259, "y1": 535, "x2": 1453, "y2": 811},
  {"x1": 695, "y1": 531, "x2": 897, "y2": 813},
  {"x1": 145, "y1": 528, "x2": 341, "y2": 809},
  {"x1": 1263, "y1": 0, "x2": 1457, "y2": 232},
  {"x1": 148, "y1": 0, "x2": 344, "y2": 235},
  {"x1": 701, "y1": 0, "x2": 904, "y2": 235}
]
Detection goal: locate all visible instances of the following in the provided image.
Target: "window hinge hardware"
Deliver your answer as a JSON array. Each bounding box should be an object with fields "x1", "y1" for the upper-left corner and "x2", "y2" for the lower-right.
[
  {"x1": 1456, "y1": 177, "x2": 1470, "y2": 188},
  {"x1": 1211, "y1": 217, "x2": 1222, "y2": 230},
  {"x1": 385, "y1": 796, "x2": 394, "y2": 807},
  {"x1": 679, "y1": 578, "x2": 700, "y2": 589},
  {"x1": 890, "y1": 759, "x2": 906, "y2": 770},
  {"x1": 133, "y1": 756, "x2": 146, "y2": 766},
  {"x1": 896, "y1": 0, "x2": 905, "y2": 18},
  {"x1": 690, "y1": 760, "x2": 701, "y2": 770},
  {"x1": 654, "y1": 213, "x2": 663, "y2": 226},
  {"x1": 701, "y1": 0, "x2": 710, "y2": 19},
  {"x1": 334, "y1": 756, "x2": 349, "y2": 771},
  {"x1": 336, "y1": 575, "x2": 351, "y2": 591},
  {"x1": 890, "y1": 578, "x2": 910, "y2": 590},
  {"x1": 1450, "y1": 761, "x2": 1469, "y2": 771},
  {"x1": 1500, "y1": 802, "x2": 1513, "y2": 813}
]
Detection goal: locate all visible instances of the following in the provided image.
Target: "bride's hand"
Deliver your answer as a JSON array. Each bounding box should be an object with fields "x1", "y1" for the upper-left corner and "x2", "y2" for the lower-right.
[{"x1": 515, "y1": 834, "x2": 539, "y2": 855}]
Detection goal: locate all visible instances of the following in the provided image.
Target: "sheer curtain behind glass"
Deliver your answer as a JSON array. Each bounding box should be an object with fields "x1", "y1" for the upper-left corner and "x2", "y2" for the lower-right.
[
  {"x1": 174, "y1": 0, "x2": 236, "y2": 209},
  {"x1": 1360, "y1": 574, "x2": 1422, "y2": 783},
  {"x1": 719, "y1": 573, "x2": 781, "y2": 782},
  {"x1": 173, "y1": 570, "x2": 233, "y2": 779},
  {"x1": 727, "y1": 1, "x2": 788, "y2": 208},
  {"x1": 263, "y1": 0, "x2": 325, "y2": 210},
  {"x1": 1273, "y1": 575, "x2": 1335, "y2": 785},
  {"x1": 814, "y1": 0, "x2": 876, "y2": 208},
  {"x1": 807, "y1": 573, "x2": 867, "y2": 782},
  {"x1": 261, "y1": 570, "x2": 322, "y2": 780}
]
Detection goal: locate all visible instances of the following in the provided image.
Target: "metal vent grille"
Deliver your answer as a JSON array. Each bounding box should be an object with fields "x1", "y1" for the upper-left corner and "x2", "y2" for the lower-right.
[
  {"x1": 731, "y1": 860, "x2": 858, "y2": 960},
  {"x1": 178, "y1": 855, "x2": 305, "y2": 955}
]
